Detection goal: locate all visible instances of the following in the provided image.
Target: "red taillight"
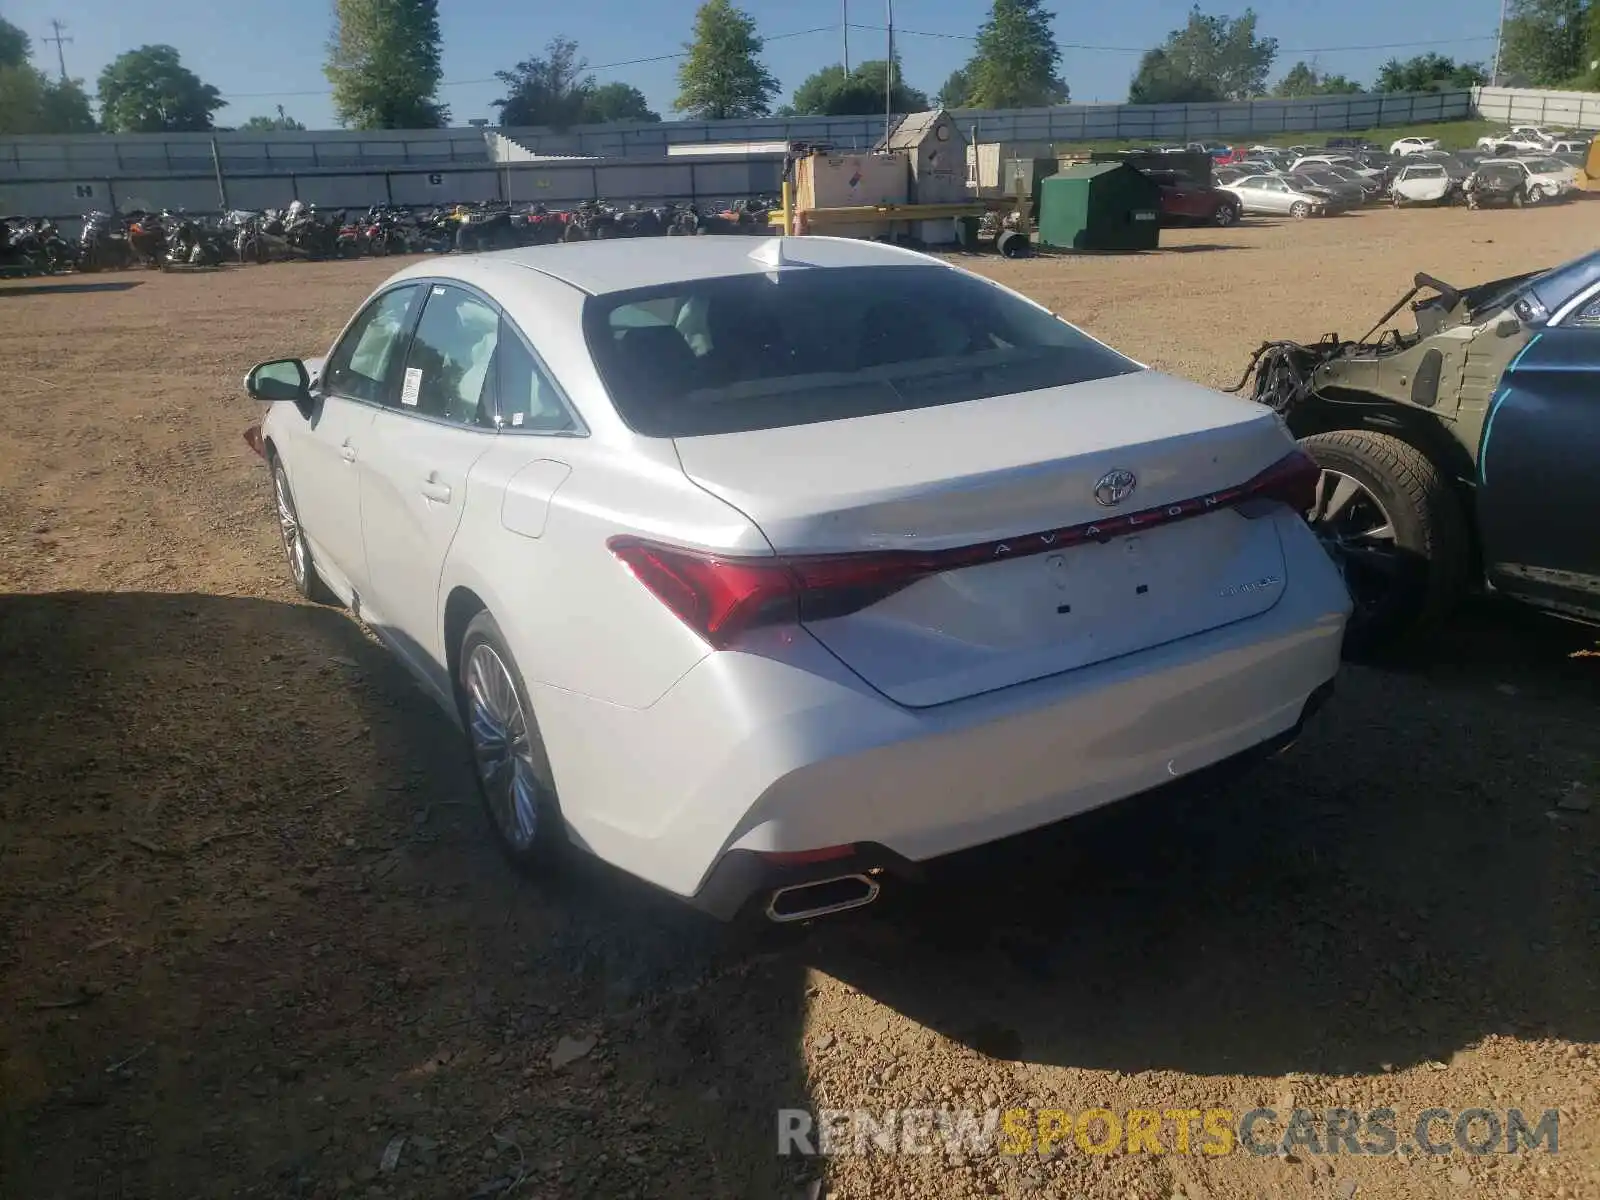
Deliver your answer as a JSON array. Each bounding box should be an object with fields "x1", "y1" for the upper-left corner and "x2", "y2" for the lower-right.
[
  {"x1": 608, "y1": 448, "x2": 1321, "y2": 648},
  {"x1": 608, "y1": 536, "x2": 934, "y2": 649},
  {"x1": 1244, "y1": 447, "x2": 1319, "y2": 516}
]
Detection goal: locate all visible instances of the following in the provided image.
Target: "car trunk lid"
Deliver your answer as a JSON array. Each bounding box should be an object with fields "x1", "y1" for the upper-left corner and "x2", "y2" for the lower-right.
[{"x1": 672, "y1": 370, "x2": 1305, "y2": 708}]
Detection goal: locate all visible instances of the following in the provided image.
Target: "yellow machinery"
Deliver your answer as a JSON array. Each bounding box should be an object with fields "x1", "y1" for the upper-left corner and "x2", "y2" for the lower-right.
[{"x1": 1583, "y1": 139, "x2": 1600, "y2": 191}]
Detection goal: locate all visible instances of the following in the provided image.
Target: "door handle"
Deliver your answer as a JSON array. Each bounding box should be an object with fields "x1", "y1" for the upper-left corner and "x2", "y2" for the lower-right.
[
  {"x1": 339, "y1": 439, "x2": 357, "y2": 463},
  {"x1": 420, "y1": 478, "x2": 452, "y2": 503}
]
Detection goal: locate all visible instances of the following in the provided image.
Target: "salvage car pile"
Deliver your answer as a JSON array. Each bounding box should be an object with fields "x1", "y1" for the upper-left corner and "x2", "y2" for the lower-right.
[{"x1": 1201, "y1": 126, "x2": 1589, "y2": 216}]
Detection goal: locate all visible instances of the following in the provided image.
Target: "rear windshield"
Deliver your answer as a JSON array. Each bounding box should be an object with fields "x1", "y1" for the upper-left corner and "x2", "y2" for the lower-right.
[{"x1": 582, "y1": 264, "x2": 1140, "y2": 436}]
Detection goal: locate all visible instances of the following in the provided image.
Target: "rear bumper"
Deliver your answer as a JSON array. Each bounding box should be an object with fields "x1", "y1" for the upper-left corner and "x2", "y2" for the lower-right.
[
  {"x1": 529, "y1": 511, "x2": 1350, "y2": 912},
  {"x1": 687, "y1": 678, "x2": 1335, "y2": 921}
]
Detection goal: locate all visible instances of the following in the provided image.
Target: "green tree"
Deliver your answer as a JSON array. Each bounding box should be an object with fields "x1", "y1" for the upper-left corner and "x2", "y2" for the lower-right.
[
  {"x1": 788, "y1": 58, "x2": 928, "y2": 116},
  {"x1": 0, "y1": 16, "x2": 28, "y2": 68},
  {"x1": 494, "y1": 41, "x2": 659, "y2": 127},
  {"x1": 240, "y1": 110, "x2": 307, "y2": 131},
  {"x1": 0, "y1": 20, "x2": 96, "y2": 134},
  {"x1": 1499, "y1": 0, "x2": 1587, "y2": 86},
  {"x1": 1143, "y1": 6, "x2": 1277, "y2": 101},
  {"x1": 1271, "y1": 60, "x2": 1363, "y2": 97},
  {"x1": 1573, "y1": 3, "x2": 1600, "y2": 87},
  {"x1": 1373, "y1": 53, "x2": 1487, "y2": 92},
  {"x1": 0, "y1": 61, "x2": 46, "y2": 132},
  {"x1": 38, "y1": 77, "x2": 96, "y2": 130},
  {"x1": 583, "y1": 82, "x2": 659, "y2": 123},
  {"x1": 1127, "y1": 48, "x2": 1223, "y2": 103},
  {"x1": 674, "y1": 0, "x2": 779, "y2": 120},
  {"x1": 326, "y1": 0, "x2": 447, "y2": 129},
  {"x1": 963, "y1": 0, "x2": 1067, "y2": 108},
  {"x1": 935, "y1": 65, "x2": 974, "y2": 108},
  {"x1": 97, "y1": 45, "x2": 224, "y2": 132},
  {"x1": 494, "y1": 37, "x2": 592, "y2": 127}
]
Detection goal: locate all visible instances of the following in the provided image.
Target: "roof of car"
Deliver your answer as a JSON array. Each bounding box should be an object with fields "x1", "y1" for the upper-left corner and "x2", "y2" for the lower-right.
[{"x1": 394, "y1": 235, "x2": 943, "y2": 298}]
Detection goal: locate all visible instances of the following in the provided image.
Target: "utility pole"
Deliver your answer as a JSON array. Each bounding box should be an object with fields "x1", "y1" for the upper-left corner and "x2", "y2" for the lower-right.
[
  {"x1": 842, "y1": 0, "x2": 849, "y2": 74},
  {"x1": 1490, "y1": 0, "x2": 1508, "y2": 85},
  {"x1": 884, "y1": 0, "x2": 895, "y2": 144},
  {"x1": 43, "y1": 18, "x2": 72, "y2": 82}
]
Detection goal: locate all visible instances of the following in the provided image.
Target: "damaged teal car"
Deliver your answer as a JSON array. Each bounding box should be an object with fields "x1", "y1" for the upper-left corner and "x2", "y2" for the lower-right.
[{"x1": 1232, "y1": 249, "x2": 1600, "y2": 655}]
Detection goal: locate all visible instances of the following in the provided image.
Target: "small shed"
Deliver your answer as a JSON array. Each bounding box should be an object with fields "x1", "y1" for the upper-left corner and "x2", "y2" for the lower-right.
[
  {"x1": 880, "y1": 109, "x2": 969, "y2": 203},
  {"x1": 1037, "y1": 162, "x2": 1162, "y2": 252}
]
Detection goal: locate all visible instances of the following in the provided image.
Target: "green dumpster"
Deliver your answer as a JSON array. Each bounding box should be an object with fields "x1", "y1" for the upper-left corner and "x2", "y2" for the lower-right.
[{"x1": 1036, "y1": 162, "x2": 1161, "y2": 251}]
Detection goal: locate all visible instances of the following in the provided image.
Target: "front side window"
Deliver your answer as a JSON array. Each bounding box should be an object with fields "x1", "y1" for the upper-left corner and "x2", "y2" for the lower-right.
[
  {"x1": 399, "y1": 285, "x2": 501, "y2": 426},
  {"x1": 324, "y1": 285, "x2": 418, "y2": 403},
  {"x1": 583, "y1": 265, "x2": 1140, "y2": 437}
]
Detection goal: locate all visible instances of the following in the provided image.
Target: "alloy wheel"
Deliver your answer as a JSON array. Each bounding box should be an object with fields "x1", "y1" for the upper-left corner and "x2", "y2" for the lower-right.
[
  {"x1": 1308, "y1": 469, "x2": 1401, "y2": 617},
  {"x1": 273, "y1": 467, "x2": 308, "y2": 591},
  {"x1": 465, "y1": 643, "x2": 546, "y2": 854}
]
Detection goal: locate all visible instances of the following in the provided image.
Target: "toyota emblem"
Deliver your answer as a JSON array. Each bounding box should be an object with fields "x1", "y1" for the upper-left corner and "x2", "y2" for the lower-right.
[{"x1": 1093, "y1": 468, "x2": 1138, "y2": 507}]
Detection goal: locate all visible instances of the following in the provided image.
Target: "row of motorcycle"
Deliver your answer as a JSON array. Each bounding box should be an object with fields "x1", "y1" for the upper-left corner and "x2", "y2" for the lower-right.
[{"x1": 0, "y1": 196, "x2": 780, "y2": 276}]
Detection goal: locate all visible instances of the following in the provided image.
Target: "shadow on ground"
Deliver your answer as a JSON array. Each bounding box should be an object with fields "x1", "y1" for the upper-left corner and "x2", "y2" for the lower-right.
[
  {"x1": 0, "y1": 591, "x2": 810, "y2": 1200},
  {"x1": 1, "y1": 591, "x2": 1594, "y2": 1197},
  {"x1": 0, "y1": 280, "x2": 145, "y2": 297}
]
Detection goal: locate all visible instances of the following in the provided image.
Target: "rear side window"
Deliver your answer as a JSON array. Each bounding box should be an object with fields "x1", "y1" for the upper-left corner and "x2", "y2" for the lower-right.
[
  {"x1": 582, "y1": 265, "x2": 1139, "y2": 436},
  {"x1": 495, "y1": 319, "x2": 580, "y2": 433}
]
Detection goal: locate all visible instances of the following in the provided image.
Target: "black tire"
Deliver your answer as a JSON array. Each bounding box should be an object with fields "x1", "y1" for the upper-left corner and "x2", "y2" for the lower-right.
[
  {"x1": 996, "y1": 229, "x2": 1030, "y2": 258},
  {"x1": 456, "y1": 611, "x2": 568, "y2": 874},
  {"x1": 269, "y1": 458, "x2": 339, "y2": 605},
  {"x1": 1298, "y1": 429, "x2": 1470, "y2": 659},
  {"x1": 1213, "y1": 201, "x2": 1240, "y2": 227},
  {"x1": 1290, "y1": 201, "x2": 1311, "y2": 219}
]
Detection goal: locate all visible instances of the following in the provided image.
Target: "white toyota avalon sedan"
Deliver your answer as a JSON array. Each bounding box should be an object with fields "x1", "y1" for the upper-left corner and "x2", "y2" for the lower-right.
[{"x1": 243, "y1": 236, "x2": 1349, "y2": 922}]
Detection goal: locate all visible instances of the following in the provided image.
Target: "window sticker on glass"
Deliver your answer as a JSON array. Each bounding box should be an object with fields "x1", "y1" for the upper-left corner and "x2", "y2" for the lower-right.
[
  {"x1": 432, "y1": 286, "x2": 447, "y2": 296},
  {"x1": 400, "y1": 366, "x2": 423, "y2": 406}
]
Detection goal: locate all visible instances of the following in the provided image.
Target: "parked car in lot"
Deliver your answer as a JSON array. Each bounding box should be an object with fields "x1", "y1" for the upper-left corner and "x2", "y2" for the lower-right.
[
  {"x1": 1234, "y1": 250, "x2": 1600, "y2": 654},
  {"x1": 1145, "y1": 170, "x2": 1242, "y2": 226},
  {"x1": 1389, "y1": 162, "x2": 1457, "y2": 206},
  {"x1": 1477, "y1": 156, "x2": 1574, "y2": 202},
  {"x1": 1464, "y1": 162, "x2": 1531, "y2": 208},
  {"x1": 1291, "y1": 154, "x2": 1384, "y2": 184},
  {"x1": 1287, "y1": 169, "x2": 1366, "y2": 209},
  {"x1": 1476, "y1": 126, "x2": 1567, "y2": 153},
  {"x1": 1390, "y1": 136, "x2": 1440, "y2": 156},
  {"x1": 1323, "y1": 165, "x2": 1387, "y2": 200},
  {"x1": 242, "y1": 237, "x2": 1348, "y2": 921},
  {"x1": 1218, "y1": 174, "x2": 1331, "y2": 217}
]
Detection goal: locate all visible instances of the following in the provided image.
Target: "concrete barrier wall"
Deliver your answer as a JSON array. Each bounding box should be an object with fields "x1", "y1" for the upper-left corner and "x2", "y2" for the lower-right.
[
  {"x1": 0, "y1": 157, "x2": 787, "y2": 231},
  {"x1": 0, "y1": 128, "x2": 492, "y2": 180},
  {"x1": 1473, "y1": 86, "x2": 1600, "y2": 130},
  {"x1": 503, "y1": 89, "x2": 1476, "y2": 157}
]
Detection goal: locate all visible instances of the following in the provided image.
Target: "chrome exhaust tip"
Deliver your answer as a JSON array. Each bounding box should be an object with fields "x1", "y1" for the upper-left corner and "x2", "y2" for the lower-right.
[{"x1": 765, "y1": 873, "x2": 880, "y2": 923}]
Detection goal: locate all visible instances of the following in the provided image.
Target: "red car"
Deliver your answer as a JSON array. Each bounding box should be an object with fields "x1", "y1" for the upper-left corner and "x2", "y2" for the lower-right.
[{"x1": 1149, "y1": 170, "x2": 1242, "y2": 227}]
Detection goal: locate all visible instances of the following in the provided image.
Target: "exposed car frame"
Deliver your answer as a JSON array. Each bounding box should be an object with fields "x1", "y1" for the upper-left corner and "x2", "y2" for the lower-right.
[{"x1": 1229, "y1": 253, "x2": 1600, "y2": 655}]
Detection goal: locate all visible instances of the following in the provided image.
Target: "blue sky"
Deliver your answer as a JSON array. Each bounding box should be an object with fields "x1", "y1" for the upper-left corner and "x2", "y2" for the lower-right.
[{"x1": 7, "y1": 0, "x2": 1502, "y2": 129}]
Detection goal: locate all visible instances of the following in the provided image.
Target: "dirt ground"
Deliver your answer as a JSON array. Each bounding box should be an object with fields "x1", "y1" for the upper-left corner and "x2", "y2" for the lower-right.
[{"x1": 1, "y1": 205, "x2": 1597, "y2": 1200}]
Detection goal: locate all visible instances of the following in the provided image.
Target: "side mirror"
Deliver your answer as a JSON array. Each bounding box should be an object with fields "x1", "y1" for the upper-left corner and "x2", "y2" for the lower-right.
[{"x1": 245, "y1": 358, "x2": 311, "y2": 405}]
